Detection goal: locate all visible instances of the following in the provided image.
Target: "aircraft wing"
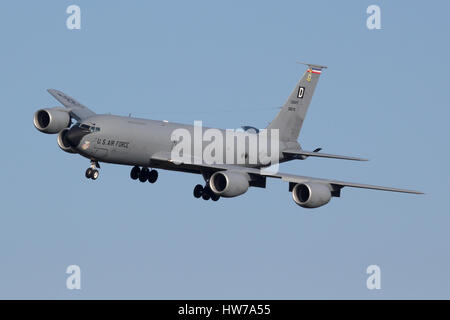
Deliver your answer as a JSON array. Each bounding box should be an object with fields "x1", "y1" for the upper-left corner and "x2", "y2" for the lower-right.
[
  {"x1": 47, "y1": 89, "x2": 96, "y2": 121},
  {"x1": 150, "y1": 152, "x2": 423, "y2": 195},
  {"x1": 274, "y1": 173, "x2": 423, "y2": 194},
  {"x1": 283, "y1": 149, "x2": 368, "y2": 161}
]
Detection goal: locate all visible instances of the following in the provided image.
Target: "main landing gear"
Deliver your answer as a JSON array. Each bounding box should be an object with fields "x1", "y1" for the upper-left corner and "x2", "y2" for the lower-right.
[
  {"x1": 85, "y1": 161, "x2": 100, "y2": 180},
  {"x1": 130, "y1": 166, "x2": 158, "y2": 184},
  {"x1": 193, "y1": 184, "x2": 220, "y2": 201}
]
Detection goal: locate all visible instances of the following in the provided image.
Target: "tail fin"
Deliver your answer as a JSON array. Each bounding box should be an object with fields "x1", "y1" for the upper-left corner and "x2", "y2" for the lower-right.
[{"x1": 267, "y1": 63, "x2": 326, "y2": 142}]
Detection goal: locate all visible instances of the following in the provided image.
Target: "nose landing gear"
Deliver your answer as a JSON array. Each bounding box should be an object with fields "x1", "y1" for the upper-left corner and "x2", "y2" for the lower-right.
[{"x1": 85, "y1": 161, "x2": 100, "y2": 180}]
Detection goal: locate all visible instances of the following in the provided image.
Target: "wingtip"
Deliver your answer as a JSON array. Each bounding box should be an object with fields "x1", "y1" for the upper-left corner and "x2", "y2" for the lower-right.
[
  {"x1": 346, "y1": 156, "x2": 369, "y2": 161},
  {"x1": 403, "y1": 189, "x2": 424, "y2": 195}
]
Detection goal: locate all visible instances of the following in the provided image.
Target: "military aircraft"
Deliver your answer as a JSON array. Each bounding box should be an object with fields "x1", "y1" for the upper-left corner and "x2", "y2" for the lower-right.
[{"x1": 33, "y1": 63, "x2": 422, "y2": 208}]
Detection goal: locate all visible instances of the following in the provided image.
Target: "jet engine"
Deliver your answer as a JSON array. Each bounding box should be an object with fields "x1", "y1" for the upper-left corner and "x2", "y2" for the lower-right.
[
  {"x1": 33, "y1": 107, "x2": 71, "y2": 134},
  {"x1": 57, "y1": 128, "x2": 76, "y2": 153},
  {"x1": 292, "y1": 182, "x2": 332, "y2": 208},
  {"x1": 209, "y1": 171, "x2": 250, "y2": 198}
]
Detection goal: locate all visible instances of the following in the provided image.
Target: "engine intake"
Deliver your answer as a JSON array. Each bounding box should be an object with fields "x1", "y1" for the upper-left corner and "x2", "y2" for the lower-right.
[
  {"x1": 292, "y1": 182, "x2": 331, "y2": 208},
  {"x1": 33, "y1": 107, "x2": 71, "y2": 134},
  {"x1": 209, "y1": 171, "x2": 249, "y2": 198},
  {"x1": 57, "y1": 128, "x2": 76, "y2": 153}
]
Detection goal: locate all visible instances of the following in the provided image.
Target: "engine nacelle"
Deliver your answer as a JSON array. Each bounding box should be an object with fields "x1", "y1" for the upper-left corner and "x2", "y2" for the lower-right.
[
  {"x1": 33, "y1": 107, "x2": 71, "y2": 134},
  {"x1": 209, "y1": 171, "x2": 250, "y2": 198},
  {"x1": 292, "y1": 182, "x2": 332, "y2": 208},
  {"x1": 57, "y1": 128, "x2": 76, "y2": 153}
]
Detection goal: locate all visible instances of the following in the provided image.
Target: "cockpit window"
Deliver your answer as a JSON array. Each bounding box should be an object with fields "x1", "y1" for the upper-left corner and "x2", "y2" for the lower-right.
[
  {"x1": 77, "y1": 123, "x2": 100, "y2": 132},
  {"x1": 79, "y1": 124, "x2": 91, "y2": 130}
]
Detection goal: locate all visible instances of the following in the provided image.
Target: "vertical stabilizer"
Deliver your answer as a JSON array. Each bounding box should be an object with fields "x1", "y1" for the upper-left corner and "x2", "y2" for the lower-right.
[{"x1": 267, "y1": 63, "x2": 326, "y2": 142}]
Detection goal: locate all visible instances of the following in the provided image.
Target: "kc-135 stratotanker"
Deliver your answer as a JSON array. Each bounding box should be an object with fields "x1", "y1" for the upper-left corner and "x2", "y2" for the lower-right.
[{"x1": 33, "y1": 63, "x2": 422, "y2": 208}]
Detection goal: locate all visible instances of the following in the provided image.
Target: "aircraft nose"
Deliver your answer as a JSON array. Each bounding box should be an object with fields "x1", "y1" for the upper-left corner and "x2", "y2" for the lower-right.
[{"x1": 66, "y1": 126, "x2": 89, "y2": 147}]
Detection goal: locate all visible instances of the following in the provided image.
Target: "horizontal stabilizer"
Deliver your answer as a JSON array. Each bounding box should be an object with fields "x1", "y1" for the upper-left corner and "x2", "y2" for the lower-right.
[
  {"x1": 283, "y1": 149, "x2": 368, "y2": 161},
  {"x1": 296, "y1": 61, "x2": 328, "y2": 69}
]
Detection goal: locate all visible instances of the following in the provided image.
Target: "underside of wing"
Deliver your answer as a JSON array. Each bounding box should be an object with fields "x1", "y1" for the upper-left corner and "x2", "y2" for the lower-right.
[
  {"x1": 150, "y1": 151, "x2": 422, "y2": 207},
  {"x1": 149, "y1": 151, "x2": 267, "y2": 188},
  {"x1": 150, "y1": 151, "x2": 422, "y2": 195},
  {"x1": 275, "y1": 172, "x2": 423, "y2": 208},
  {"x1": 276, "y1": 173, "x2": 423, "y2": 195}
]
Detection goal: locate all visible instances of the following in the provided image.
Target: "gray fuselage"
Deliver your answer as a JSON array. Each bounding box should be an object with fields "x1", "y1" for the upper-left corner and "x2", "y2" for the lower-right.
[{"x1": 67, "y1": 114, "x2": 292, "y2": 171}]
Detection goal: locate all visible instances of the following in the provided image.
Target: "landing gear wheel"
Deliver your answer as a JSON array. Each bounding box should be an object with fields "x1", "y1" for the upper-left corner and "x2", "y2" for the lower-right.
[
  {"x1": 202, "y1": 191, "x2": 211, "y2": 200},
  {"x1": 148, "y1": 170, "x2": 158, "y2": 183},
  {"x1": 130, "y1": 166, "x2": 140, "y2": 180},
  {"x1": 193, "y1": 184, "x2": 203, "y2": 198},
  {"x1": 210, "y1": 193, "x2": 220, "y2": 201},
  {"x1": 91, "y1": 169, "x2": 99, "y2": 180},
  {"x1": 139, "y1": 168, "x2": 149, "y2": 182},
  {"x1": 85, "y1": 161, "x2": 100, "y2": 180},
  {"x1": 201, "y1": 185, "x2": 213, "y2": 200},
  {"x1": 85, "y1": 168, "x2": 93, "y2": 179}
]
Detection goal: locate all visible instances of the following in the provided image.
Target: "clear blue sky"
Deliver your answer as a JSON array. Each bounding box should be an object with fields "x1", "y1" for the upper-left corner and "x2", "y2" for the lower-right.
[{"x1": 0, "y1": 0, "x2": 449, "y2": 299}]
